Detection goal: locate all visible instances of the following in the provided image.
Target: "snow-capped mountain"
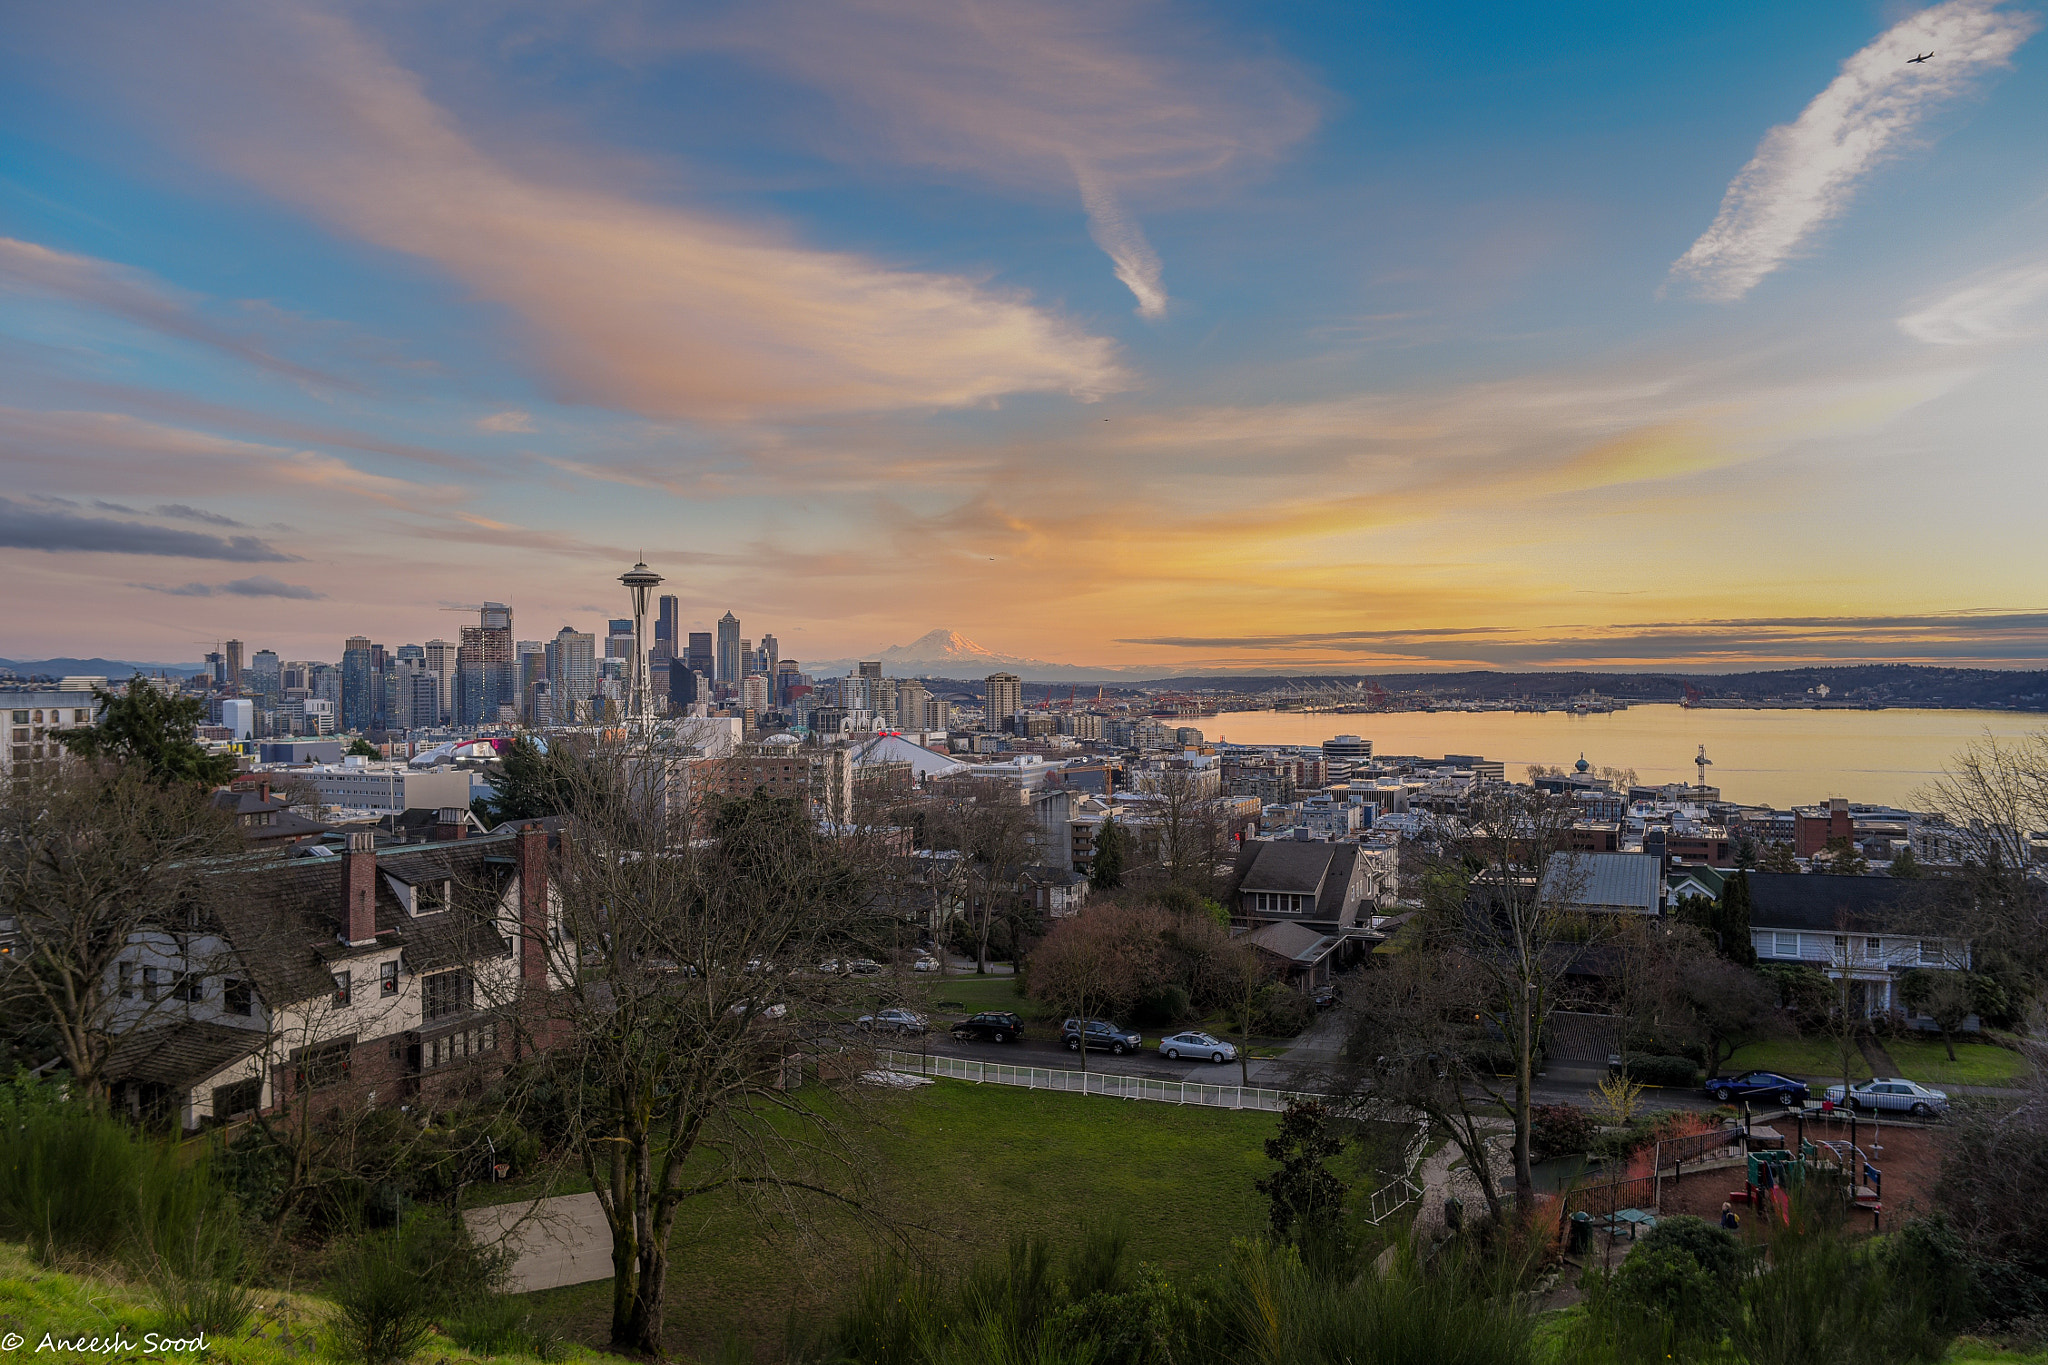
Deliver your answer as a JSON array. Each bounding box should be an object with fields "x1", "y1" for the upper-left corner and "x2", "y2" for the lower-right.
[{"x1": 806, "y1": 629, "x2": 1151, "y2": 681}]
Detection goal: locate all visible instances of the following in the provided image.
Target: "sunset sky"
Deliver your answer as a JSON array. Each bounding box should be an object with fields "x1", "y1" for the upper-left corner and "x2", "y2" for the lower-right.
[{"x1": 4, "y1": 1, "x2": 2047, "y2": 673}]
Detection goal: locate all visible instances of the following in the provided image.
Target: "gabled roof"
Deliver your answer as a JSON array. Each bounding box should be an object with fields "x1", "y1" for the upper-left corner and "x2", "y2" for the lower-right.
[
  {"x1": 853, "y1": 733, "x2": 967, "y2": 780},
  {"x1": 1744, "y1": 872, "x2": 1935, "y2": 934},
  {"x1": 1243, "y1": 920, "x2": 1340, "y2": 966},
  {"x1": 105, "y1": 1020, "x2": 265, "y2": 1090},
  {"x1": 1240, "y1": 841, "x2": 1335, "y2": 894},
  {"x1": 1540, "y1": 852, "x2": 1660, "y2": 912}
]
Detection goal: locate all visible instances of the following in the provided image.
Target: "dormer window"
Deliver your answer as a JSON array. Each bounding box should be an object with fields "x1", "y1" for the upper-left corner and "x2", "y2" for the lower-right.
[{"x1": 416, "y1": 880, "x2": 450, "y2": 915}]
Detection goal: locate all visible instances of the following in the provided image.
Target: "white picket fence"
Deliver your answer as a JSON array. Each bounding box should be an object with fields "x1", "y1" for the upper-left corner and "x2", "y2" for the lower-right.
[{"x1": 876, "y1": 1049, "x2": 1311, "y2": 1112}]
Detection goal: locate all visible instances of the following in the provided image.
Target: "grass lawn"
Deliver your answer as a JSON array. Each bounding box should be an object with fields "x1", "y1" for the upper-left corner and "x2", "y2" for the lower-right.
[
  {"x1": 1884, "y1": 1037, "x2": 2034, "y2": 1088},
  {"x1": 1721, "y1": 1036, "x2": 1873, "y2": 1082},
  {"x1": 924, "y1": 972, "x2": 1046, "y2": 1019},
  {"x1": 519, "y1": 1079, "x2": 1361, "y2": 1359}
]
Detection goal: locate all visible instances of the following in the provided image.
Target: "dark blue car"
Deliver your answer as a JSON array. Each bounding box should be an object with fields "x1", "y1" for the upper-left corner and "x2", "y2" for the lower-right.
[{"x1": 1705, "y1": 1071, "x2": 1809, "y2": 1106}]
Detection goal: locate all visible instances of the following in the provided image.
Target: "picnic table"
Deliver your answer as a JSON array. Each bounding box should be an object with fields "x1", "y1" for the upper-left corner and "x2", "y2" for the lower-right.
[{"x1": 1596, "y1": 1208, "x2": 1659, "y2": 1241}]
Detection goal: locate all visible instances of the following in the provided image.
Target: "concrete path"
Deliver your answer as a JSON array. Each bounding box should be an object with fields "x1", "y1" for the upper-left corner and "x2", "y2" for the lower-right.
[{"x1": 465, "y1": 1192, "x2": 615, "y2": 1292}]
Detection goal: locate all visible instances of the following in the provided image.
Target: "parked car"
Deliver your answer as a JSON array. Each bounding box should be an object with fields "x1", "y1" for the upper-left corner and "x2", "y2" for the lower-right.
[
  {"x1": 951, "y1": 1011, "x2": 1024, "y2": 1043},
  {"x1": 1705, "y1": 1071, "x2": 1811, "y2": 1106},
  {"x1": 856, "y1": 1008, "x2": 928, "y2": 1036},
  {"x1": 912, "y1": 955, "x2": 942, "y2": 973},
  {"x1": 818, "y1": 958, "x2": 842, "y2": 975},
  {"x1": 848, "y1": 958, "x2": 883, "y2": 975},
  {"x1": 1060, "y1": 1018, "x2": 1142, "y2": 1055},
  {"x1": 1158, "y1": 1031, "x2": 1237, "y2": 1063},
  {"x1": 1825, "y1": 1077, "x2": 1950, "y2": 1117}
]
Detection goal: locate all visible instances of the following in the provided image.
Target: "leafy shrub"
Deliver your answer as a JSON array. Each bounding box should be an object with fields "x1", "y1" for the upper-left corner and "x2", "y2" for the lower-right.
[
  {"x1": 1530, "y1": 1104, "x2": 1596, "y2": 1161},
  {"x1": 1132, "y1": 983, "x2": 1191, "y2": 1027},
  {"x1": 1609, "y1": 1243, "x2": 1732, "y2": 1340},
  {"x1": 1252, "y1": 983, "x2": 1315, "y2": 1038},
  {"x1": 1633, "y1": 1215, "x2": 1743, "y2": 1288},
  {"x1": 1614, "y1": 1053, "x2": 1697, "y2": 1087},
  {"x1": 328, "y1": 1214, "x2": 510, "y2": 1365}
]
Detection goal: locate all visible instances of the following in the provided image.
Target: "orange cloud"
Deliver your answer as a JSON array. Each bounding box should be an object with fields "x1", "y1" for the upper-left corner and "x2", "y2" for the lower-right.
[{"x1": 97, "y1": 5, "x2": 1124, "y2": 421}]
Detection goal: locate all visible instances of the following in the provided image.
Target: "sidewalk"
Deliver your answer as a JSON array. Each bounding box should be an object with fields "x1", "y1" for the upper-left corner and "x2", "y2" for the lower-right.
[{"x1": 465, "y1": 1192, "x2": 614, "y2": 1292}]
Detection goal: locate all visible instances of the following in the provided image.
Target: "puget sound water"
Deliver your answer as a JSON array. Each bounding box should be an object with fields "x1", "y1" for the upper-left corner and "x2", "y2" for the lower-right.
[{"x1": 1189, "y1": 704, "x2": 2045, "y2": 811}]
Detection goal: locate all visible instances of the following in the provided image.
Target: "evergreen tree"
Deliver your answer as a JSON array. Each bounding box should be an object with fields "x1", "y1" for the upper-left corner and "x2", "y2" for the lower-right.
[
  {"x1": 343, "y1": 737, "x2": 381, "y2": 758},
  {"x1": 1818, "y1": 836, "x2": 1869, "y2": 876},
  {"x1": 1889, "y1": 844, "x2": 1923, "y2": 878},
  {"x1": 1717, "y1": 870, "x2": 1758, "y2": 966},
  {"x1": 1257, "y1": 1099, "x2": 1351, "y2": 1265},
  {"x1": 1758, "y1": 841, "x2": 1800, "y2": 874},
  {"x1": 1090, "y1": 817, "x2": 1126, "y2": 891},
  {"x1": 475, "y1": 736, "x2": 577, "y2": 825},
  {"x1": 55, "y1": 685, "x2": 235, "y2": 786}
]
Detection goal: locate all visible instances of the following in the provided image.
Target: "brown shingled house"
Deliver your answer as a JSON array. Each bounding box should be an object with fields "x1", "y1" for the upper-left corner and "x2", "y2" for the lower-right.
[{"x1": 104, "y1": 821, "x2": 566, "y2": 1130}]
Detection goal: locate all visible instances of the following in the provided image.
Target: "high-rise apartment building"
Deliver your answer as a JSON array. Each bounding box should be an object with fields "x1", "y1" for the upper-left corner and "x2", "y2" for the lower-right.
[
  {"x1": 224, "y1": 639, "x2": 245, "y2": 694},
  {"x1": 545, "y1": 627, "x2": 597, "y2": 724},
  {"x1": 895, "y1": 679, "x2": 929, "y2": 731},
  {"x1": 984, "y1": 672, "x2": 1021, "y2": 727},
  {"x1": 518, "y1": 644, "x2": 548, "y2": 722},
  {"x1": 686, "y1": 631, "x2": 714, "y2": 677},
  {"x1": 739, "y1": 639, "x2": 755, "y2": 678},
  {"x1": 341, "y1": 636, "x2": 374, "y2": 732},
  {"x1": 715, "y1": 613, "x2": 741, "y2": 684},
  {"x1": 774, "y1": 659, "x2": 802, "y2": 706},
  {"x1": 760, "y1": 633, "x2": 780, "y2": 680},
  {"x1": 740, "y1": 674, "x2": 770, "y2": 714},
  {"x1": 456, "y1": 603, "x2": 516, "y2": 725},
  {"x1": 858, "y1": 660, "x2": 882, "y2": 682}
]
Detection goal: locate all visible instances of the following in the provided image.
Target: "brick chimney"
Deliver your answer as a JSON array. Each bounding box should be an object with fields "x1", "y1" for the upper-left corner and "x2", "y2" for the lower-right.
[
  {"x1": 344, "y1": 831, "x2": 378, "y2": 945},
  {"x1": 257, "y1": 778, "x2": 272, "y2": 805},
  {"x1": 434, "y1": 807, "x2": 468, "y2": 842},
  {"x1": 515, "y1": 822, "x2": 549, "y2": 989}
]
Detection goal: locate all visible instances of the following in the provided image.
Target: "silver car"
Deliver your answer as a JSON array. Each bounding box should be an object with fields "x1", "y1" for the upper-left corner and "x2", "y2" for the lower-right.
[
  {"x1": 1159, "y1": 1031, "x2": 1238, "y2": 1064},
  {"x1": 1824, "y1": 1077, "x2": 1949, "y2": 1117}
]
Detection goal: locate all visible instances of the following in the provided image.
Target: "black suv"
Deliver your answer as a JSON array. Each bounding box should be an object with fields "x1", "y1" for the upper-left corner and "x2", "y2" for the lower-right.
[
  {"x1": 1060, "y1": 1018, "x2": 1142, "y2": 1055},
  {"x1": 951, "y1": 1011, "x2": 1025, "y2": 1044}
]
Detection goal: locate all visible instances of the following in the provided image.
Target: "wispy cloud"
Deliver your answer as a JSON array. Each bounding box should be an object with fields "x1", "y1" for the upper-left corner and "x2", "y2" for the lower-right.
[
  {"x1": 140, "y1": 575, "x2": 324, "y2": 599},
  {"x1": 1898, "y1": 257, "x2": 2048, "y2": 343},
  {"x1": 477, "y1": 410, "x2": 536, "y2": 433},
  {"x1": 1669, "y1": 0, "x2": 2037, "y2": 301},
  {"x1": 0, "y1": 496, "x2": 298, "y2": 561},
  {"x1": 0, "y1": 236, "x2": 355, "y2": 389},
  {"x1": 83, "y1": 4, "x2": 1124, "y2": 420},
  {"x1": 658, "y1": 0, "x2": 1317, "y2": 317}
]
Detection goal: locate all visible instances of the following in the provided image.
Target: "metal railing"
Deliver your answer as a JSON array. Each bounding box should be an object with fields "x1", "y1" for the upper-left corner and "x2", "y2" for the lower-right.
[
  {"x1": 1363, "y1": 1124, "x2": 1433, "y2": 1225},
  {"x1": 876, "y1": 1049, "x2": 1312, "y2": 1112}
]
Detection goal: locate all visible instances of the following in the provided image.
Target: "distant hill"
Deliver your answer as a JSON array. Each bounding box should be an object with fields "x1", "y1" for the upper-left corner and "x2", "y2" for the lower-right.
[
  {"x1": 807, "y1": 628, "x2": 1161, "y2": 682},
  {"x1": 0, "y1": 656, "x2": 208, "y2": 681}
]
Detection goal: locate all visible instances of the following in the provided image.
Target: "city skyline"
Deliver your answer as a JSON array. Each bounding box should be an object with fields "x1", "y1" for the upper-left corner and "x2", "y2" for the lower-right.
[{"x1": 4, "y1": 2, "x2": 2047, "y2": 671}]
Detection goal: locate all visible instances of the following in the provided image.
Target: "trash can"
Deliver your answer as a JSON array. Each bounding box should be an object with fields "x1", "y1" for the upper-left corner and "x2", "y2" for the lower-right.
[{"x1": 1568, "y1": 1211, "x2": 1592, "y2": 1254}]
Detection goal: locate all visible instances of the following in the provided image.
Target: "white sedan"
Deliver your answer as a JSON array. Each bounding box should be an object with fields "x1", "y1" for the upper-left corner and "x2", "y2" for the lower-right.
[
  {"x1": 1159, "y1": 1031, "x2": 1238, "y2": 1064},
  {"x1": 1824, "y1": 1077, "x2": 1949, "y2": 1117}
]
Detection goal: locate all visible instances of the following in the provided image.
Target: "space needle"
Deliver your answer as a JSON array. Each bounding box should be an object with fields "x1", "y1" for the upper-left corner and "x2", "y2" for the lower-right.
[{"x1": 618, "y1": 559, "x2": 663, "y2": 732}]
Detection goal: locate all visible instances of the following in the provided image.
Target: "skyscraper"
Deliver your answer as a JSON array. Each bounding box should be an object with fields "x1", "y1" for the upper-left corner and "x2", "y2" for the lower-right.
[
  {"x1": 341, "y1": 636, "x2": 374, "y2": 732},
  {"x1": 224, "y1": 639, "x2": 245, "y2": 694},
  {"x1": 716, "y1": 612, "x2": 741, "y2": 684},
  {"x1": 606, "y1": 618, "x2": 634, "y2": 661},
  {"x1": 984, "y1": 672, "x2": 1021, "y2": 728},
  {"x1": 858, "y1": 660, "x2": 882, "y2": 682},
  {"x1": 739, "y1": 639, "x2": 754, "y2": 677},
  {"x1": 686, "y1": 631, "x2": 714, "y2": 677},
  {"x1": 250, "y1": 649, "x2": 281, "y2": 700},
  {"x1": 456, "y1": 603, "x2": 515, "y2": 724},
  {"x1": 761, "y1": 633, "x2": 779, "y2": 680},
  {"x1": 545, "y1": 626, "x2": 597, "y2": 724},
  {"x1": 424, "y1": 639, "x2": 455, "y2": 725},
  {"x1": 655, "y1": 595, "x2": 680, "y2": 662}
]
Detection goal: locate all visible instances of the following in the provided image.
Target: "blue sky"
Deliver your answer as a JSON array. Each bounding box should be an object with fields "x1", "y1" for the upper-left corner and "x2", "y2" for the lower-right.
[{"x1": 3, "y1": 1, "x2": 2046, "y2": 671}]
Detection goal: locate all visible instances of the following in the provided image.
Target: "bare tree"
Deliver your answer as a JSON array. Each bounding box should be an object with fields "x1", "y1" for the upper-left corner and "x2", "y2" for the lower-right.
[
  {"x1": 0, "y1": 761, "x2": 241, "y2": 1099},
  {"x1": 1027, "y1": 901, "x2": 1168, "y2": 1075},
  {"x1": 929, "y1": 778, "x2": 1036, "y2": 974},
  {"x1": 1920, "y1": 731, "x2": 2048, "y2": 985},
  {"x1": 1150, "y1": 769, "x2": 1228, "y2": 894},
  {"x1": 1344, "y1": 786, "x2": 1602, "y2": 1212},
  {"x1": 531, "y1": 741, "x2": 897, "y2": 1355}
]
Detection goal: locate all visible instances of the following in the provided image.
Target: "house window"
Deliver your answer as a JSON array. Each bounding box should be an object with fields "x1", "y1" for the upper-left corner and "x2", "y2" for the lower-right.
[
  {"x1": 293, "y1": 1041, "x2": 351, "y2": 1089},
  {"x1": 1919, "y1": 940, "x2": 1944, "y2": 966},
  {"x1": 224, "y1": 978, "x2": 253, "y2": 1016},
  {"x1": 142, "y1": 966, "x2": 168, "y2": 1001},
  {"x1": 333, "y1": 971, "x2": 352, "y2": 1006},
  {"x1": 118, "y1": 960, "x2": 136, "y2": 1000},
  {"x1": 1774, "y1": 932, "x2": 1797, "y2": 957},
  {"x1": 1866, "y1": 937, "x2": 1881, "y2": 957},
  {"x1": 422, "y1": 970, "x2": 472, "y2": 1021},
  {"x1": 1833, "y1": 935, "x2": 1847, "y2": 959},
  {"x1": 415, "y1": 880, "x2": 449, "y2": 915},
  {"x1": 380, "y1": 960, "x2": 399, "y2": 996},
  {"x1": 172, "y1": 973, "x2": 204, "y2": 1003}
]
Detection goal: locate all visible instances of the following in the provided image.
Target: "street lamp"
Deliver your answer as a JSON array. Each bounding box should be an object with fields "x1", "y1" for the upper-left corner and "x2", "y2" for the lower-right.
[{"x1": 618, "y1": 559, "x2": 663, "y2": 731}]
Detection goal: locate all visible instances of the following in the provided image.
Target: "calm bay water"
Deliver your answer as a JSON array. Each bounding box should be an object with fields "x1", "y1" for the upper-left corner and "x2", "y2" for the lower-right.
[{"x1": 1195, "y1": 704, "x2": 2045, "y2": 810}]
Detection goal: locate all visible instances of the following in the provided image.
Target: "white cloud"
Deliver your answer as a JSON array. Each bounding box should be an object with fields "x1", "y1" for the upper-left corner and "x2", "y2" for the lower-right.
[
  {"x1": 477, "y1": 410, "x2": 537, "y2": 433},
  {"x1": 1669, "y1": 0, "x2": 2037, "y2": 301},
  {"x1": 1073, "y1": 162, "x2": 1167, "y2": 317},
  {"x1": 1898, "y1": 258, "x2": 2048, "y2": 343}
]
